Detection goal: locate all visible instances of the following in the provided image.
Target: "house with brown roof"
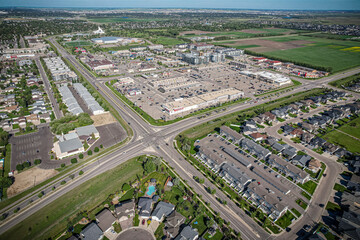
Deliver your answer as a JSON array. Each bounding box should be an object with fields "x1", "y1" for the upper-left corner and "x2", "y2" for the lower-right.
[
  {"x1": 290, "y1": 128, "x2": 304, "y2": 138},
  {"x1": 308, "y1": 159, "x2": 321, "y2": 173},
  {"x1": 250, "y1": 132, "x2": 267, "y2": 142},
  {"x1": 5, "y1": 104, "x2": 19, "y2": 113},
  {"x1": 26, "y1": 114, "x2": 40, "y2": 125}
]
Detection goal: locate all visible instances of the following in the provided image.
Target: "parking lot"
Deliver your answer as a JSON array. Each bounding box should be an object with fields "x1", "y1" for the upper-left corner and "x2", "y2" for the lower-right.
[
  {"x1": 197, "y1": 134, "x2": 307, "y2": 214},
  {"x1": 10, "y1": 126, "x2": 53, "y2": 171},
  {"x1": 114, "y1": 62, "x2": 278, "y2": 120}
]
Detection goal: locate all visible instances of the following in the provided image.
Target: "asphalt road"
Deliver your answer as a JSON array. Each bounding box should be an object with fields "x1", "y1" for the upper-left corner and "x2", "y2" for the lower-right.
[{"x1": 0, "y1": 38, "x2": 359, "y2": 240}]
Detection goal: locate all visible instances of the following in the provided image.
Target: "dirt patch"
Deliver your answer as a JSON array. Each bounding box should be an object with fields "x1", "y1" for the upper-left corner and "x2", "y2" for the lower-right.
[
  {"x1": 179, "y1": 30, "x2": 216, "y2": 36},
  {"x1": 7, "y1": 167, "x2": 58, "y2": 197},
  {"x1": 225, "y1": 39, "x2": 314, "y2": 52},
  {"x1": 91, "y1": 112, "x2": 116, "y2": 126},
  {"x1": 241, "y1": 29, "x2": 266, "y2": 34}
]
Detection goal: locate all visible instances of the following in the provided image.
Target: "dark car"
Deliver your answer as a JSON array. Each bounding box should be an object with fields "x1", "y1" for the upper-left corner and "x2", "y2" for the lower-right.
[
  {"x1": 142, "y1": 219, "x2": 145, "y2": 225},
  {"x1": 286, "y1": 227, "x2": 291, "y2": 232}
]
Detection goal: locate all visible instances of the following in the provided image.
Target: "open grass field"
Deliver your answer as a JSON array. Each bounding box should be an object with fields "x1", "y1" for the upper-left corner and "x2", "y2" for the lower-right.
[
  {"x1": 323, "y1": 127, "x2": 360, "y2": 154},
  {"x1": 336, "y1": 117, "x2": 360, "y2": 139},
  {"x1": 183, "y1": 28, "x2": 294, "y2": 38},
  {"x1": 0, "y1": 158, "x2": 143, "y2": 240},
  {"x1": 64, "y1": 40, "x2": 93, "y2": 47},
  {"x1": 151, "y1": 36, "x2": 187, "y2": 46},
  {"x1": 297, "y1": 180, "x2": 318, "y2": 195}
]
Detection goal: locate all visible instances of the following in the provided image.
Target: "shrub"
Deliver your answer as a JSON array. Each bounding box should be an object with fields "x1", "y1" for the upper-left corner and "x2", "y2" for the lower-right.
[
  {"x1": 100, "y1": 144, "x2": 103, "y2": 148},
  {"x1": 34, "y1": 159, "x2": 41, "y2": 165},
  {"x1": 23, "y1": 162, "x2": 30, "y2": 168},
  {"x1": 122, "y1": 183, "x2": 131, "y2": 191},
  {"x1": 71, "y1": 158, "x2": 77, "y2": 164},
  {"x1": 14, "y1": 208, "x2": 19, "y2": 213},
  {"x1": 61, "y1": 180, "x2": 66, "y2": 185},
  {"x1": 87, "y1": 150, "x2": 92, "y2": 156},
  {"x1": 16, "y1": 164, "x2": 24, "y2": 171},
  {"x1": 79, "y1": 170, "x2": 84, "y2": 175},
  {"x1": 94, "y1": 147, "x2": 99, "y2": 152},
  {"x1": 79, "y1": 153, "x2": 84, "y2": 159},
  {"x1": 61, "y1": 163, "x2": 65, "y2": 168},
  {"x1": 38, "y1": 192, "x2": 44, "y2": 198}
]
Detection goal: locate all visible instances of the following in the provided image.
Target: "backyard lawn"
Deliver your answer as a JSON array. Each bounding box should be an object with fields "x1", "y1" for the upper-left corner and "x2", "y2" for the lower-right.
[
  {"x1": 275, "y1": 211, "x2": 296, "y2": 229},
  {"x1": 298, "y1": 180, "x2": 318, "y2": 195}
]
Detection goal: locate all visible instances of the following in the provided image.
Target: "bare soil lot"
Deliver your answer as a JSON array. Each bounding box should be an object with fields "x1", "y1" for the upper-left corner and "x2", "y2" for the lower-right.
[
  {"x1": 91, "y1": 112, "x2": 117, "y2": 126},
  {"x1": 226, "y1": 39, "x2": 314, "y2": 52},
  {"x1": 7, "y1": 167, "x2": 58, "y2": 197}
]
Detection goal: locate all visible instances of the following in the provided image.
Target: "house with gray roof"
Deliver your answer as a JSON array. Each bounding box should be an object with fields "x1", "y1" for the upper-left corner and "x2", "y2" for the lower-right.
[
  {"x1": 174, "y1": 226, "x2": 199, "y2": 240},
  {"x1": 219, "y1": 125, "x2": 244, "y2": 144},
  {"x1": 219, "y1": 163, "x2": 251, "y2": 193},
  {"x1": 282, "y1": 146, "x2": 297, "y2": 159},
  {"x1": 240, "y1": 138, "x2": 271, "y2": 160},
  {"x1": 95, "y1": 208, "x2": 116, "y2": 233},
  {"x1": 115, "y1": 199, "x2": 135, "y2": 222},
  {"x1": 221, "y1": 147, "x2": 251, "y2": 168},
  {"x1": 80, "y1": 222, "x2": 103, "y2": 240},
  {"x1": 137, "y1": 197, "x2": 153, "y2": 218},
  {"x1": 292, "y1": 154, "x2": 312, "y2": 167},
  {"x1": 196, "y1": 147, "x2": 222, "y2": 172},
  {"x1": 165, "y1": 211, "x2": 186, "y2": 238},
  {"x1": 151, "y1": 201, "x2": 175, "y2": 222}
]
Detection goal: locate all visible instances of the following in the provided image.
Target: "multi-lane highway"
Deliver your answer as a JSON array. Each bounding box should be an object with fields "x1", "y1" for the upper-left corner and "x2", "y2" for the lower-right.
[{"x1": 0, "y1": 38, "x2": 359, "y2": 240}]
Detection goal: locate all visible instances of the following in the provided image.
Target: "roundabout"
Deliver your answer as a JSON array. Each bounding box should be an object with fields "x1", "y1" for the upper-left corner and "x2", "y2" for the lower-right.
[{"x1": 116, "y1": 227, "x2": 156, "y2": 240}]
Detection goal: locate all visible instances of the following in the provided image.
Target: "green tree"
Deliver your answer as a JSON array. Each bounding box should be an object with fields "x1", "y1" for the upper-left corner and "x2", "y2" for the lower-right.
[
  {"x1": 0, "y1": 177, "x2": 13, "y2": 188},
  {"x1": 143, "y1": 159, "x2": 156, "y2": 174}
]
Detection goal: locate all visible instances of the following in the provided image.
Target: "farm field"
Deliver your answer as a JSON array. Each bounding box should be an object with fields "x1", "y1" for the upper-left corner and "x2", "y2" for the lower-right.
[
  {"x1": 181, "y1": 28, "x2": 296, "y2": 38},
  {"x1": 219, "y1": 35, "x2": 360, "y2": 72}
]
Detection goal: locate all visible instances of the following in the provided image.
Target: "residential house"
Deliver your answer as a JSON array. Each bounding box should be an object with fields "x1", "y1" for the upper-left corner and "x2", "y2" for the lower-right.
[
  {"x1": 164, "y1": 211, "x2": 186, "y2": 239},
  {"x1": 0, "y1": 113, "x2": 8, "y2": 119},
  {"x1": 282, "y1": 145, "x2": 297, "y2": 159},
  {"x1": 174, "y1": 226, "x2": 199, "y2": 240},
  {"x1": 80, "y1": 222, "x2": 103, "y2": 240},
  {"x1": 221, "y1": 147, "x2": 252, "y2": 168},
  {"x1": 281, "y1": 125, "x2": 295, "y2": 135},
  {"x1": 336, "y1": 211, "x2": 360, "y2": 240},
  {"x1": 323, "y1": 142, "x2": 338, "y2": 155},
  {"x1": 137, "y1": 197, "x2": 153, "y2": 218},
  {"x1": 250, "y1": 132, "x2": 267, "y2": 142},
  {"x1": 271, "y1": 142, "x2": 285, "y2": 152},
  {"x1": 151, "y1": 201, "x2": 175, "y2": 222},
  {"x1": 115, "y1": 199, "x2": 135, "y2": 222},
  {"x1": 334, "y1": 148, "x2": 352, "y2": 158},
  {"x1": 300, "y1": 122, "x2": 316, "y2": 133},
  {"x1": 26, "y1": 114, "x2": 40, "y2": 125},
  {"x1": 301, "y1": 132, "x2": 315, "y2": 144},
  {"x1": 5, "y1": 104, "x2": 19, "y2": 113},
  {"x1": 309, "y1": 137, "x2": 327, "y2": 149},
  {"x1": 292, "y1": 155, "x2": 312, "y2": 167},
  {"x1": 39, "y1": 113, "x2": 51, "y2": 122},
  {"x1": 271, "y1": 109, "x2": 287, "y2": 119},
  {"x1": 196, "y1": 147, "x2": 222, "y2": 172},
  {"x1": 218, "y1": 162, "x2": 251, "y2": 193},
  {"x1": 242, "y1": 119, "x2": 258, "y2": 135},
  {"x1": 95, "y1": 208, "x2": 116, "y2": 233},
  {"x1": 308, "y1": 159, "x2": 321, "y2": 173},
  {"x1": 240, "y1": 138, "x2": 271, "y2": 160},
  {"x1": 219, "y1": 125, "x2": 244, "y2": 144},
  {"x1": 261, "y1": 112, "x2": 276, "y2": 123},
  {"x1": 290, "y1": 128, "x2": 304, "y2": 138}
]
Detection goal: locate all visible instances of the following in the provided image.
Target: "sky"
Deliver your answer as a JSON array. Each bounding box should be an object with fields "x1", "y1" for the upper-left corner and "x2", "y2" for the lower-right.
[{"x1": 0, "y1": 0, "x2": 359, "y2": 10}]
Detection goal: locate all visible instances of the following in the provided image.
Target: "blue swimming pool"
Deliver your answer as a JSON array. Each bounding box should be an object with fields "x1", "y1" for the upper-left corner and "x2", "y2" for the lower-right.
[{"x1": 146, "y1": 185, "x2": 156, "y2": 196}]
